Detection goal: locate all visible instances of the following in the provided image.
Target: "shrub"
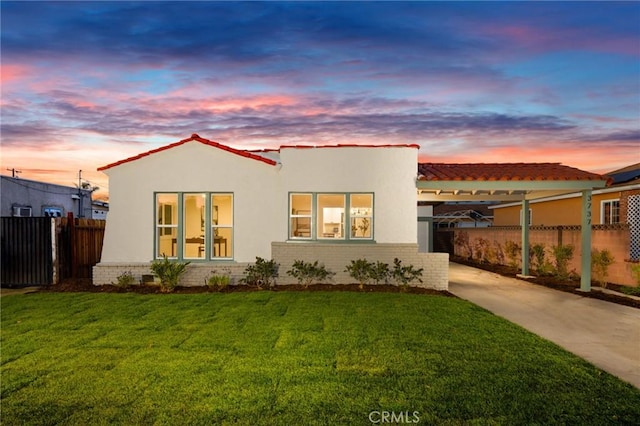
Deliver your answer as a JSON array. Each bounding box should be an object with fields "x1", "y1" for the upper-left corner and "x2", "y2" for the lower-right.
[
  {"x1": 591, "y1": 248, "x2": 615, "y2": 288},
  {"x1": 114, "y1": 271, "x2": 136, "y2": 288},
  {"x1": 504, "y1": 240, "x2": 521, "y2": 269},
  {"x1": 370, "y1": 261, "x2": 391, "y2": 285},
  {"x1": 630, "y1": 263, "x2": 640, "y2": 286},
  {"x1": 551, "y1": 244, "x2": 574, "y2": 281},
  {"x1": 530, "y1": 243, "x2": 553, "y2": 275},
  {"x1": 392, "y1": 258, "x2": 423, "y2": 288},
  {"x1": 287, "y1": 260, "x2": 335, "y2": 288},
  {"x1": 619, "y1": 285, "x2": 640, "y2": 296},
  {"x1": 454, "y1": 231, "x2": 472, "y2": 259},
  {"x1": 207, "y1": 268, "x2": 232, "y2": 291},
  {"x1": 345, "y1": 259, "x2": 375, "y2": 289},
  {"x1": 241, "y1": 257, "x2": 279, "y2": 289},
  {"x1": 150, "y1": 255, "x2": 191, "y2": 292}
]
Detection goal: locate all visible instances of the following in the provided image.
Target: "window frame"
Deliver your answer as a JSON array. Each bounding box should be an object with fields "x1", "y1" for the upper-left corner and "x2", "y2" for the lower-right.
[
  {"x1": 288, "y1": 192, "x2": 375, "y2": 242},
  {"x1": 601, "y1": 199, "x2": 620, "y2": 225},
  {"x1": 154, "y1": 192, "x2": 234, "y2": 261}
]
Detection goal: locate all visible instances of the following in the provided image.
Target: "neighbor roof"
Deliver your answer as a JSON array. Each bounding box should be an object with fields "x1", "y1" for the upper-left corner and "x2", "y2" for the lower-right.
[{"x1": 417, "y1": 163, "x2": 608, "y2": 182}]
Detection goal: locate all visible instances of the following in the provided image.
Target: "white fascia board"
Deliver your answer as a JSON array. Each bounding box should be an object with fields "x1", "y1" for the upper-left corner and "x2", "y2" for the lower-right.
[
  {"x1": 489, "y1": 182, "x2": 640, "y2": 210},
  {"x1": 416, "y1": 179, "x2": 608, "y2": 192}
]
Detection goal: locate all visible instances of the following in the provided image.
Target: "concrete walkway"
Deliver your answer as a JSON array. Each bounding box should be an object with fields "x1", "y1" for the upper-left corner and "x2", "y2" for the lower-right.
[{"x1": 448, "y1": 262, "x2": 640, "y2": 389}]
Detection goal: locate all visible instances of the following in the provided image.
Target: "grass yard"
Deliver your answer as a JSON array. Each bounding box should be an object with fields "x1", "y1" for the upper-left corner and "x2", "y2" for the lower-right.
[{"x1": 2, "y1": 291, "x2": 639, "y2": 425}]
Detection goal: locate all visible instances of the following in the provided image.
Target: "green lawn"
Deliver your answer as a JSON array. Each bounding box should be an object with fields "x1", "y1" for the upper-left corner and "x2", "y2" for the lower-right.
[{"x1": 2, "y1": 291, "x2": 639, "y2": 425}]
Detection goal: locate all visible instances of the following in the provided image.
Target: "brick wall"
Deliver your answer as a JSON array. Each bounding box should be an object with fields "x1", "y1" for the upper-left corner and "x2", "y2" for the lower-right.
[
  {"x1": 271, "y1": 242, "x2": 449, "y2": 289},
  {"x1": 94, "y1": 243, "x2": 450, "y2": 289},
  {"x1": 449, "y1": 225, "x2": 636, "y2": 286}
]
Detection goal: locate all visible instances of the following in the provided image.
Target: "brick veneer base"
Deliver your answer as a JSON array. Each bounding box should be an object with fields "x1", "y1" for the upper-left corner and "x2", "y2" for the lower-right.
[{"x1": 93, "y1": 242, "x2": 449, "y2": 290}]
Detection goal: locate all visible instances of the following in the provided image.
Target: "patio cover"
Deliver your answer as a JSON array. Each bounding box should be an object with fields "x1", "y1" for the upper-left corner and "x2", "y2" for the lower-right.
[{"x1": 416, "y1": 163, "x2": 611, "y2": 291}]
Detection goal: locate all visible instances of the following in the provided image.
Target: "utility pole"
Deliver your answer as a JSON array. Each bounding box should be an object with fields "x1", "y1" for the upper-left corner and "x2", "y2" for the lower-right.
[
  {"x1": 77, "y1": 170, "x2": 84, "y2": 218},
  {"x1": 6, "y1": 168, "x2": 22, "y2": 178}
]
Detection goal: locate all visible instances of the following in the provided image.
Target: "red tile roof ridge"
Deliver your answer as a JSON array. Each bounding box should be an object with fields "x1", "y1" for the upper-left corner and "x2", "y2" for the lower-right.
[
  {"x1": 98, "y1": 134, "x2": 277, "y2": 171},
  {"x1": 417, "y1": 162, "x2": 610, "y2": 183}
]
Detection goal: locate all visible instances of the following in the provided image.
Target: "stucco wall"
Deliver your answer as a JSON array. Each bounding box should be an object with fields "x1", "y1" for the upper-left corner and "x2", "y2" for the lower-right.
[
  {"x1": 98, "y1": 141, "x2": 419, "y2": 267},
  {"x1": 100, "y1": 142, "x2": 281, "y2": 263}
]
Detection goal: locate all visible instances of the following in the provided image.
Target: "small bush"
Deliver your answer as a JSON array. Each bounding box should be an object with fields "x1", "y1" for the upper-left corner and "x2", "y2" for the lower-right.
[
  {"x1": 114, "y1": 271, "x2": 136, "y2": 288},
  {"x1": 591, "y1": 249, "x2": 615, "y2": 288},
  {"x1": 392, "y1": 258, "x2": 423, "y2": 288},
  {"x1": 531, "y1": 243, "x2": 553, "y2": 275},
  {"x1": 370, "y1": 261, "x2": 391, "y2": 285},
  {"x1": 345, "y1": 259, "x2": 375, "y2": 289},
  {"x1": 551, "y1": 244, "x2": 574, "y2": 281},
  {"x1": 287, "y1": 260, "x2": 335, "y2": 288},
  {"x1": 207, "y1": 268, "x2": 231, "y2": 291},
  {"x1": 504, "y1": 240, "x2": 521, "y2": 269},
  {"x1": 629, "y1": 263, "x2": 640, "y2": 286},
  {"x1": 150, "y1": 255, "x2": 191, "y2": 292},
  {"x1": 619, "y1": 285, "x2": 640, "y2": 296},
  {"x1": 454, "y1": 231, "x2": 472, "y2": 259},
  {"x1": 241, "y1": 257, "x2": 279, "y2": 289}
]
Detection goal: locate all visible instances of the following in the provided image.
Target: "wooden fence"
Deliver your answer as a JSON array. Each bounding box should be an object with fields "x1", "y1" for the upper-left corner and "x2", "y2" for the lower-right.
[{"x1": 1, "y1": 215, "x2": 105, "y2": 287}]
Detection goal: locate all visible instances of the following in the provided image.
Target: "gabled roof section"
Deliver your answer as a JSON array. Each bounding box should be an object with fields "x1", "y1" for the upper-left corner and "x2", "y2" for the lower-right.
[
  {"x1": 418, "y1": 163, "x2": 608, "y2": 182},
  {"x1": 98, "y1": 134, "x2": 278, "y2": 171}
]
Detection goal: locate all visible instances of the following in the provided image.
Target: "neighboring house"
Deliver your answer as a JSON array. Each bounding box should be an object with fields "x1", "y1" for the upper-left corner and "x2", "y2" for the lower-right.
[
  {"x1": 490, "y1": 163, "x2": 639, "y2": 227},
  {"x1": 91, "y1": 200, "x2": 109, "y2": 220},
  {"x1": 0, "y1": 175, "x2": 93, "y2": 218},
  {"x1": 94, "y1": 134, "x2": 449, "y2": 288}
]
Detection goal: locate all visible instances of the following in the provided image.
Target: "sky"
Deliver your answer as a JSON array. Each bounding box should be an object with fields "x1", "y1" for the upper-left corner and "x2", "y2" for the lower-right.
[{"x1": 1, "y1": 1, "x2": 639, "y2": 200}]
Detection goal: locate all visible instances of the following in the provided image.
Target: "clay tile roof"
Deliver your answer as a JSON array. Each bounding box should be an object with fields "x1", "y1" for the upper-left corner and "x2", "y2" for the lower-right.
[
  {"x1": 98, "y1": 134, "x2": 277, "y2": 171},
  {"x1": 417, "y1": 163, "x2": 610, "y2": 183}
]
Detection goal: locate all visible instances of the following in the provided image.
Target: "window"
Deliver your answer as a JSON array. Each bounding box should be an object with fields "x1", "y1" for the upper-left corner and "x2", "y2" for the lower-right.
[
  {"x1": 519, "y1": 208, "x2": 532, "y2": 226},
  {"x1": 212, "y1": 194, "x2": 233, "y2": 259},
  {"x1": 155, "y1": 192, "x2": 233, "y2": 260},
  {"x1": 602, "y1": 199, "x2": 620, "y2": 224},
  {"x1": 43, "y1": 207, "x2": 63, "y2": 217},
  {"x1": 289, "y1": 192, "x2": 374, "y2": 241},
  {"x1": 350, "y1": 194, "x2": 373, "y2": 239},
  {"x1": 290, "y1": 194, "x2": 312, "y2": 239},
  {"x1": 318, "y1": 194, "x2": 345, "y2": 239},
  {"x1": 184, "y1": 194, "x2": 206, "y2": 259},
  {"x1": 156, "y1": 194, "x2": 178, "y2": 258}
]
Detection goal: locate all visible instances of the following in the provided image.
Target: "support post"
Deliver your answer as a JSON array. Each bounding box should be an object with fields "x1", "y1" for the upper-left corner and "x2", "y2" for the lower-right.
[
  {"x1": 521, "y1": 199, "x2": 530, "y2": 276},
  {"x1": 580, "y1": 190, "x2": 592, "y2": 292}
]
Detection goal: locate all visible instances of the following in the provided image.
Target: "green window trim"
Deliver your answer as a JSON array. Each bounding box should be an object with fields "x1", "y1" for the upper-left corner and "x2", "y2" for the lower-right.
[{"x1": 288, "y1": 192, "x2": 375, "y2": 242}]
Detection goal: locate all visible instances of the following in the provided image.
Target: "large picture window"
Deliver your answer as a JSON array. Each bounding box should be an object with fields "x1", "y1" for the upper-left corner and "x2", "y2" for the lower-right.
[
  {"x1": 155, "y1": 192, "x2": 233, "y2": 260},
  {"x1": 289, "y1": 192, "x2": 373, "y2": 241}
]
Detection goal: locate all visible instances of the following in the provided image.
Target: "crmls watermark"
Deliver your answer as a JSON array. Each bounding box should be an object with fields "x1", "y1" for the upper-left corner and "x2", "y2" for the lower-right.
[{"x1": 368, "y1": 410, "x2": 420, "y2": 424}]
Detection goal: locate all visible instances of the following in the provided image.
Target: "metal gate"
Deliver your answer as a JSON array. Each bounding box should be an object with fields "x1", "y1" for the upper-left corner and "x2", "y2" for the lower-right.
[{"x1": 1, "y1": 217, "x2": 53, "y2": 286}]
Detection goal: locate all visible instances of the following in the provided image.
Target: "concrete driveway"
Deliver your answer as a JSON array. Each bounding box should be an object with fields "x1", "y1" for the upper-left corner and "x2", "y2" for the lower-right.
[{"x1": 448, "y1": 262, "x2": 640, "y2": 389}]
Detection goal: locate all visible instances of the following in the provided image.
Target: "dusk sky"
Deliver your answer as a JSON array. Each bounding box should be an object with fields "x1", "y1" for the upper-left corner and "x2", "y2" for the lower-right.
[{"x1": 1, "y1": 1, "x2": 639, "y2": 200}]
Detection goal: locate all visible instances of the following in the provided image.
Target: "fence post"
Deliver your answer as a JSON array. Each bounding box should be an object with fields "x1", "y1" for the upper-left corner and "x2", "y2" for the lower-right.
[{"x1": 67, "y1": 212, "x2": 77, "y2": 283}]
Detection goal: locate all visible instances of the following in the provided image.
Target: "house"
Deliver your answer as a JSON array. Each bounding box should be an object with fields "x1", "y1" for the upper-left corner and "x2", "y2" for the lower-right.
[
  {"x1": 91, "y1": 200, "x2": 109, "y2": 220},
  {"x1": 94, "y1": 134, "x2": 449, "y2": 288},
  {"x1": 0, "y1": 175, "x2": 94, "y2": 218},
  {"x1": 95, "y1": 137, "x2": 612, "y2": 290}
]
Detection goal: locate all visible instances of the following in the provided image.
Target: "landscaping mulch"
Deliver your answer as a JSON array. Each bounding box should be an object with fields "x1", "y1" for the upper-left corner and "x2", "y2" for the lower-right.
[
  {"x1": 452, "y1": 257, "x2": 640, "y2": 309},
  {"x1": 39, "y1": 278, "x2": 456, "y2": 297}
]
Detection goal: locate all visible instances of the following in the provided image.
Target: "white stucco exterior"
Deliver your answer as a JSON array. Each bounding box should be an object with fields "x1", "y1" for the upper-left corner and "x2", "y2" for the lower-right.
[{"x1": 95, "y1": 135, "x2": 449, "y2": 289}]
